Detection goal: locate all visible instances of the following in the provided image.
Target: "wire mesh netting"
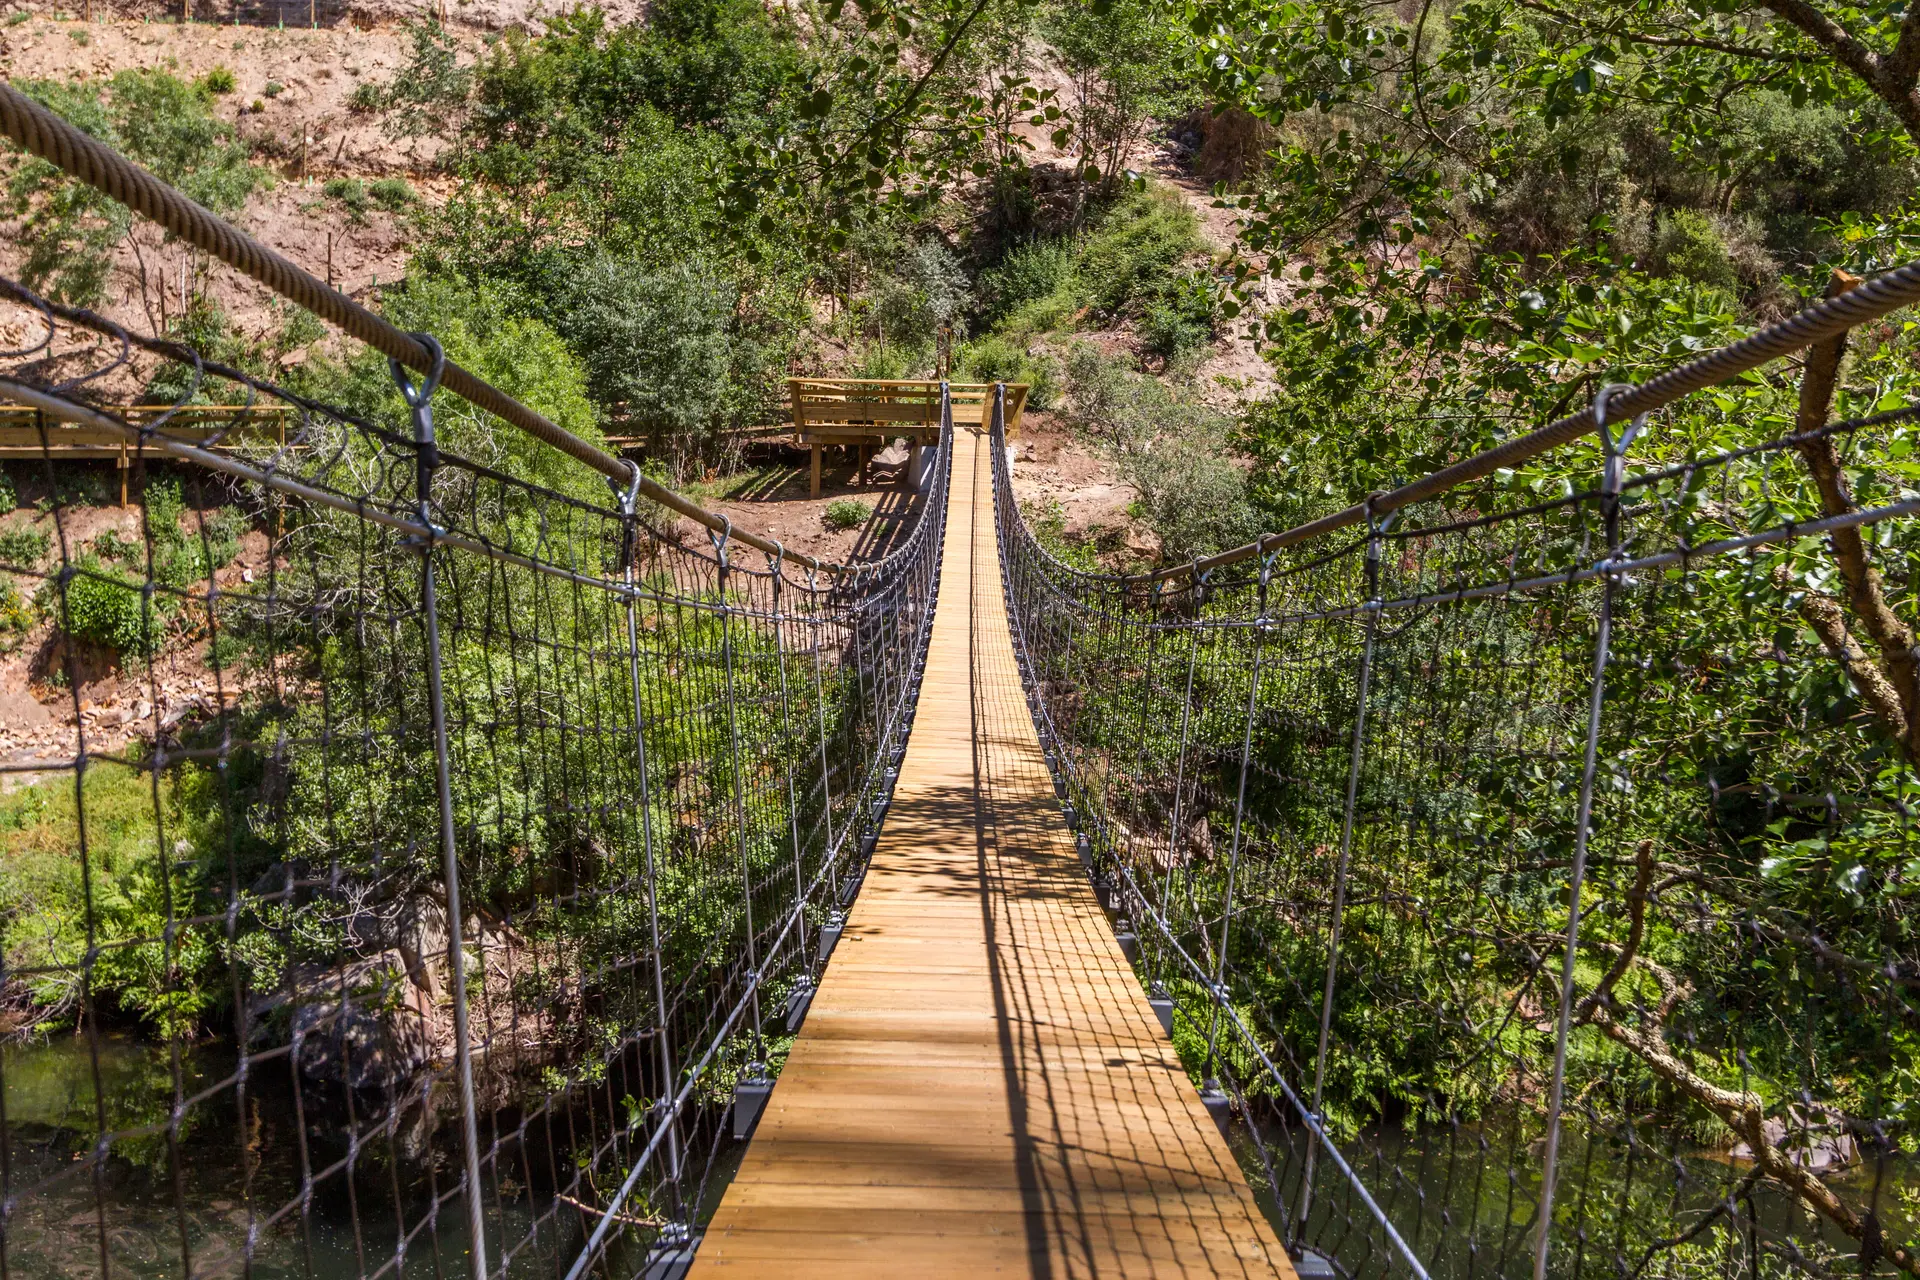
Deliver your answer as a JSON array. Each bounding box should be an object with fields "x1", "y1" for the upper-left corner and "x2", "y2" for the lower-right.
[
  {"x1": 992, "y1": 385, "x2": 1920, "y2": 1280},
  {"x1": 0, "y1": 276, "x2": 948, "y2": 1279}
]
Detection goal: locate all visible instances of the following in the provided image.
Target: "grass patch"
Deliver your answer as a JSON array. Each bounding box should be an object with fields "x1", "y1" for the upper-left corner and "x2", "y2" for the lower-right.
[
  {"x1": 824, "y1": 498, "x2": 871, "y2": 531},
  {"x1": 0, "y1": 526, "x2": 51, "y2": 568},
  {"x1": 0, "y1": 764, "x2": 226, "y2": 1034}
]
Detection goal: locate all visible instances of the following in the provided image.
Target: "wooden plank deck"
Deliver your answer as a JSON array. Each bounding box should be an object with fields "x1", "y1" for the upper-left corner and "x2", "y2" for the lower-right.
[{"x1": 689, "y1": 426, "x2": 1293, "y2": 1278}]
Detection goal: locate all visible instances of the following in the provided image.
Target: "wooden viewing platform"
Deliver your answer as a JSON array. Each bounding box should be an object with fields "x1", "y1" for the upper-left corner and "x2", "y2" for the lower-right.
[
  {"x1": 0, "y1": 404, "x2": 297, "y2": 503},
  {"x1": 691, "y1": 425, "x2": 1291, "y2": 1277},
  {"x1": 789, "y1": 379, "x2": 1028, "y2": 496}
]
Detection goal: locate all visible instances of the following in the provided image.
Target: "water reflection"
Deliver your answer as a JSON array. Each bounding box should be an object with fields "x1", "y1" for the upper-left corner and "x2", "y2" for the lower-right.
[
  {"x1": 0, "y1": 1035, "x2": 672, "y2": 1280},
  {"x1": 1224, "y1": 1099, "x2": 1917, "y2": 1280}
]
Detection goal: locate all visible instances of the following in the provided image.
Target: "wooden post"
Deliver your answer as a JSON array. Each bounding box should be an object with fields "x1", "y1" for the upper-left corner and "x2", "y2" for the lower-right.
[
  {"x1": 904, "y1": 441, "x2": 919, "y2": 490},
  {"x1": 810, "y1": 441, "x2": 821, "y2": 499},
  {"x1": 118, "y1": 443, "x2": 128, "y2": 506}
]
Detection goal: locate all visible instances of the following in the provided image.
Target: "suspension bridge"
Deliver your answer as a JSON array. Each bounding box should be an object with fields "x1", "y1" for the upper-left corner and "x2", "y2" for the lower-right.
[{"x1": 0, "y1": 80, "x2": 1917, "y2": 1280}]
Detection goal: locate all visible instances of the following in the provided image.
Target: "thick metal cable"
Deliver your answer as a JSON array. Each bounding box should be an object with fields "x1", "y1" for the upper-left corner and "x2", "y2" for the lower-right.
[
  {"x1": 0, "y1": 80, "x2": 838, "y2": 574},
  {"x1": 1134, "y1": 259, "x2": 1920, "y2": 582}
]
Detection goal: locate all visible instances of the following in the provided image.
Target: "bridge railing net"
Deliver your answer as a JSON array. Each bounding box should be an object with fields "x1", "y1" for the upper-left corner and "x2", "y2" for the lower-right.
[
  {"x1": 992, "y1": 383, "x2": 1917, "y2": 1280},
  {"x1": 0, "y1": 277, "x2": 947, "y2": 1279}
]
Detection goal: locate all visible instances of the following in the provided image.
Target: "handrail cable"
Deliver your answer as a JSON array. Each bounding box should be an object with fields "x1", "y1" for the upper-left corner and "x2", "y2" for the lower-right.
[
  {"x1": 0, "y1": 80, "x2": 840, "y2": 574},
  {"x1": 1132, "y1": 259, "x2": 1920, "y2": 582}
]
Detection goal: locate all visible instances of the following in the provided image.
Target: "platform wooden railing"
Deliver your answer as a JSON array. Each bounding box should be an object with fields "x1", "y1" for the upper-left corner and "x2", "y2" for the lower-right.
[
  {"x1": 0, "y1": 403, "x2": 297, "y2": 502},
  {"x1": 788, "y1": 378, "x2": 1027, "y2": 495}
]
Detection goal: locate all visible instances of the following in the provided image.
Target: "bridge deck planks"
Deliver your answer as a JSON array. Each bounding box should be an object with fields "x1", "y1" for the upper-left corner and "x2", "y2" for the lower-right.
[{"x1": 689, "y1": 427, "x2": 1292, "y2": 1278}]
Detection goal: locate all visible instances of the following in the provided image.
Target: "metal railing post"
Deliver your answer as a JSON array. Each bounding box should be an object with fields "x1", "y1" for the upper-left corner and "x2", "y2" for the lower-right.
[
  {"x1": 712, "y1": 518, "x2": 768, "y2": 1065},
  {"x1": 1301, "y1": 498, "x2": 1385, "y2": 1237},
  {"x1": 1532, "y1": 384, "x2": 1645, "y2": 1280},
  {"x1": 612, "y1": 465, "x2": 686, "y2": 1230},
  {"x1": 1202, "y1": 551, "x2": 1277, "y2": 1083},
  {"x1": 389, "y1": 335, "x2": 489, "y2": 1280}
]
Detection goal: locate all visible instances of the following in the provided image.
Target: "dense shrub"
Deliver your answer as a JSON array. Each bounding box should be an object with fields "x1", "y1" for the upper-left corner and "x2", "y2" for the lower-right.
[
  {"x1": 958, "y1": 334, "x2": 1062, "y2": 409},
  {"x1": 0, "y1": 526, "x2": 51, "y2": 567},
  {"x1": 1074, "y1": 187, "x2": 1206, "y2": 318},
  {"x1": 1139, "y1": 272, "x2": 1217, "y2": 367},
  {"x1": 1644, "y1": 208, "x2": 1740, "y2": 289},
  {"x1": 8, "y1": 71, "x2": 261, "y2": 304},
  {"x1": 867, "y1": 239, "x2": 971, "y2": 355},
  {"x1": 979, "y1": 240, "x2": 1077, "y2": 324},
  {"x1": 558, "y1": 254, "x2": 736, "y2": 439},
  {"x1": 57, "y1": 558, "x2": 160, "y2": 656},
  {"x1": 323, "y1": 176, "x2": 371, "y2": 222},
  {"x1": 369, "y1": 177, "x2": 414, "y2": 211},
  {"x1": 824, "y1": 499, "x2": 871, "y2": 531}
]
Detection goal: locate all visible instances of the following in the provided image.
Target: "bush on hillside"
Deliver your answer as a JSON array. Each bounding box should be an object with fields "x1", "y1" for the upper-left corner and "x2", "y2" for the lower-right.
[
  {"x1": 824, "y1": 499, "x2": 871, "y2": 531},
  {"x1": 958, "y1": 335, "x2": 1062, "y2": 409},
  {"x1": 55, "y1": 558, "x2": 161, "y2": 657},
  {"x1": 1139, "y1": 272, "x2": 1218, "y2": 368}
]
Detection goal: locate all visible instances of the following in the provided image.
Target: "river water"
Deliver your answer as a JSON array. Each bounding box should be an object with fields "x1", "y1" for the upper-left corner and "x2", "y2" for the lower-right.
[
  {"x1": 0, "y1": 1034, "x2": 731, "y2": 1280},
  {"x1": 1223, "y1": 1100, "x2": 1917, "y2": 1280}
]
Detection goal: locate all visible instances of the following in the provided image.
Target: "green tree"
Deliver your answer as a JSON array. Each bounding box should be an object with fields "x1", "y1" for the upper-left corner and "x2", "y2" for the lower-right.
[{"x1": 5, "y1": 71, "x2": 261, "y2": 306}]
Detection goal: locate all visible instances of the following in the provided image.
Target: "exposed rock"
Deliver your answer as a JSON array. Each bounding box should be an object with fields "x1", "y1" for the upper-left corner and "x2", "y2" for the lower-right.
[
  {"x1": 292, "y1": 965, "x2": 434, "y2": 1094},
  {"x1": 1728, "y1": 1110, "x2": 1860, "y2": 1173}
]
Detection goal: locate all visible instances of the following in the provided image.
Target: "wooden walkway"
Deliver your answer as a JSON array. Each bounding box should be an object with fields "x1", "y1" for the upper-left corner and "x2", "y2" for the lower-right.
[{"x1": 690, "y1": 428, "x2": 1293, "y2": 1277}]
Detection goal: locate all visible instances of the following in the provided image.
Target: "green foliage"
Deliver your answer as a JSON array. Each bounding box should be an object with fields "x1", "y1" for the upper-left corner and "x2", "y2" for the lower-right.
[
  {"x1": 143, "y1": 297, "x2": 254, "y2": 404},
  {"x1": 978, "y1": 239, "x2": 1075, "y2": 321},
  {"x1": 5, "y1": 71, "x2": 260, "y2": 305},
  {"x1": 824, "y1": 498, "x2": 872, "y2": 530},
  {"x1": 200, "y1": 65, "x2": 236, "y2": 95},
  {"x1": 0, "y1": 526, "x2": 51, "y2": 567},
  {"x1": 957, "y1": 333, "x2": 1061, "y2": 409},
  {"x1": 1039, "y1": 0, "x2": 1195, "y2": 187},
  {"x1": 0, "y1": 763, "x2": 225, "y2": 1034},
  {"x1": 1059, "y1": 345, "x2": 1256, "y2": 560},
  {"x1": 864, "y1": 238, "x2": 971, "y2": 354},
  {"x1": 556, "y1": 255, "x2": 738, "y2": 438},
  {"x1": 1074, "y1": 186, "x2": 1207, "y2": 317},
  {"x1": 1022, "y1": 495, "x2": 1099, "y2": 571},
  {"x1": 56, "y1": 557, "x2": 160, "y2": 656},
  {"x1": 327, "y1": 276, "x2": 608, "y2": 500},
  {"x1": 262, "y1": 80, "x2": 283, "y2": 99},
  {"x1": 0, "y1": 579, "x2": 32, "y2": 649},
  {"x1": 1138, "y1": 271, "x2": 1217, "y2": 367},
  {"x1": 322, "y1": 175, "x2": 371, "y2": 221},
  {"x1": 346, "y1": 80, "x2": 382, "y2": 114},
  {"x1": 378, "y1": 20, "x2": 469, "y2": 139},
  {"x1": 1644, "y1": 208, "x2": 1739, "y2": 290},
  {"x1": 974, "y1": 186, "x2": 1211, "y2": 363},
  {"x1": 368, "y1": 176, "x2": 414, "y2": 211},
  {"x1": 718, "y1": 0, "x2": 1054, "y2": 256},
  {"x1": 0, "y1": 469, "x2": 14, "y2": 514}
]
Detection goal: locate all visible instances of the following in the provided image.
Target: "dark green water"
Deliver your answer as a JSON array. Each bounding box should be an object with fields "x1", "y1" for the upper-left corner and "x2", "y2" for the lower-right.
[
  {"x1": 1226, "y1": 1102, "x2": 1918, "y2": 1280},
  {"x1": 0, "y1": 1035, "x2": 713, "y2": 1280}
]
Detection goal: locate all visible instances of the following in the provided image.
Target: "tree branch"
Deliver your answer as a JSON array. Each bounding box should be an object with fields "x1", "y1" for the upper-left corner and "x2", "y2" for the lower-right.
[
  {"x1": 1512, "y1": 0, "x2": 1810, "y2": 63},
  {"x1": 1586, "y1": 1003, "x2": 1916, "y2": 1276},
  {"x1": 1791, "y1": 577, "x2": 1912, "y2": 745},
  {"x1": 1761, "y1": 0, "x2": 1920, "y2": 138},
  {"x1": 1792, "y1": 269, "x2": 1920, "y2": 751},
  {"x1": 1577, "y1": 839, "x2": 1652, "y2": 1020},
  {"x1": 1888, "y1": 1, "x2": 1920, "y2": 91}
]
